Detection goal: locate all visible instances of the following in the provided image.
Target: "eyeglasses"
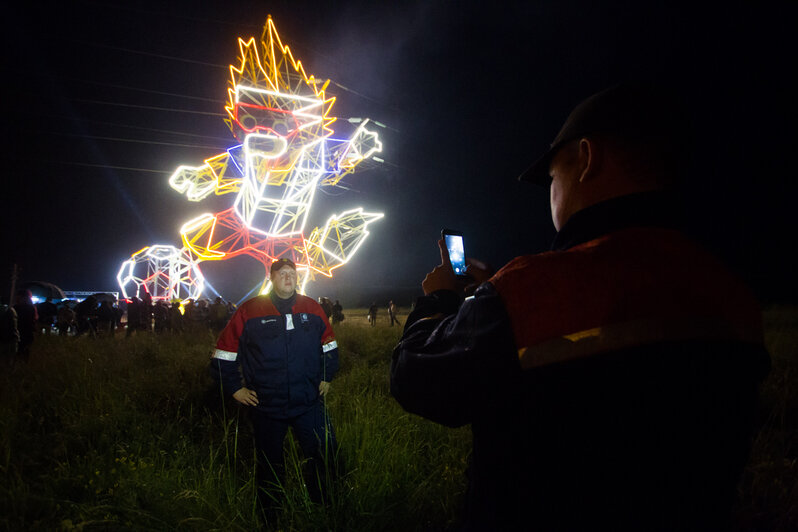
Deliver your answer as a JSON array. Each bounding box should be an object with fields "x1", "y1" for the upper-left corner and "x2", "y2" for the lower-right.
[{"x1": 275, "y1": 270, "x2": 297, "y2": 279}]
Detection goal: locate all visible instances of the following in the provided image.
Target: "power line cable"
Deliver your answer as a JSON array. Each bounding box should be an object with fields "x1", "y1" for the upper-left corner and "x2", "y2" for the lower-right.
[
  {"x1": 51, "y1": 117, "x2": 232, "y2": 142},
  {"x1": 58, "y1": 76, "x2": 224, "y2": 104},
  {"x1": 48, "y1": 131, "x2": 223, "y2": 150},
  {"x1": 51, "y1": 35, "x2": 399, "y2": 113},
  {"x1": 72, "y1": 98, "x2": 226, "y2": 116},
  {"x1": 77, "y1": 0, "x2": 261, "y2": 31},
  {"x1": 55, "y1": 161, "x2": 171, "y2": 174},
  {"x1": 66, "y1": 39, "x2": 229, "y2": 70}
]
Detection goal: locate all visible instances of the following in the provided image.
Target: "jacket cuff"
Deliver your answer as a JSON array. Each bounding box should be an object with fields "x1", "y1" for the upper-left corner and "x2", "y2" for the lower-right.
[{"x1": 408, "y1": 289, "x2": 462, "y2": 323}]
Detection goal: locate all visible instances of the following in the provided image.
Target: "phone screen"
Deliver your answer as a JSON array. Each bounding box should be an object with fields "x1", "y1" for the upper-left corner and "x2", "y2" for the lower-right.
[{"x1": 444, "y1": 232, "x2": 467, "y2": 277}]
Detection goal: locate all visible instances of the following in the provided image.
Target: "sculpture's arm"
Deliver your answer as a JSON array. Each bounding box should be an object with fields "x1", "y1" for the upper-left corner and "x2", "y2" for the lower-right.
[
  {"x1": 169, "y1": 149, "x2": 245, "y2": 201},
  {"x1": 303, "y1": 208, "x2": 384, "y2": 276},
  {"x1": 321, "y1": 119, "x2": 383, "y2": 186}
]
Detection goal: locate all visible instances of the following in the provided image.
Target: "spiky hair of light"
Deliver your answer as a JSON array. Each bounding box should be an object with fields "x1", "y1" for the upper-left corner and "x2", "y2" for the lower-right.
[{"x1": 224, "y1": 16, "x2": 337, "y2": 140}]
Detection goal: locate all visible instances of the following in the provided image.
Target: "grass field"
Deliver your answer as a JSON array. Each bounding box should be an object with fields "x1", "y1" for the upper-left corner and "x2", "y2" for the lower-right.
[{"x1": 0, "y1": 305, "x2": 795, "y2": 531}]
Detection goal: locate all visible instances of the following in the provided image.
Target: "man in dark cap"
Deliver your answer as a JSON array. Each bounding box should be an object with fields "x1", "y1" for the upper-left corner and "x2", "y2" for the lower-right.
[
  {"x1": 391, "y1": 83, "x2": 769, "y2": 530},
  {"x1": 210, "y1": 257, "x2": 339, "y2": 521}
]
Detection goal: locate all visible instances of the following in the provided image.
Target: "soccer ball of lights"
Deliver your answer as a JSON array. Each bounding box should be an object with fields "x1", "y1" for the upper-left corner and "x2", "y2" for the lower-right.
[{"x1": 117, "y1": 245, "x2": 204, "y2": 301}]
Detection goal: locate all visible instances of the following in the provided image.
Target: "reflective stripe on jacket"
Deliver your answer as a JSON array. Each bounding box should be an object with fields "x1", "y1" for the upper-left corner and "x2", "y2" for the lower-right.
[{"x1": 211, "y1": 293, "x2": 338, "y2": 418}]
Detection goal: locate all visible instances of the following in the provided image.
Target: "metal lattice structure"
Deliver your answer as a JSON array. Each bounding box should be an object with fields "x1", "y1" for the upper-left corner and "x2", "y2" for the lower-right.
[
  {"x1": 117, "y1": 245, "x2": 204, "y2": 301},
  {"x1": 119, "y1": 16, "x2": 384, "y2": 297}
]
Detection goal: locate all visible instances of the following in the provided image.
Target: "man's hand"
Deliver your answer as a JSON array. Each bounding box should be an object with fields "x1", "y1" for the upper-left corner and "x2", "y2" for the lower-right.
[
  {"x1": 233, "y1": 387, "x2": 259, "y2": 406},
  {"x1": 319, "y1": 381, "x2": 331, "y2": 396},
  {"x1": 422, "y1": 238, "x2": 491, "y2": 296},
  {"x1": 464, "y1": 257, "x2": 494, "y2": 296},
  {"x1": 422, "y1": 238, "x2": 460, "y2": 295}
]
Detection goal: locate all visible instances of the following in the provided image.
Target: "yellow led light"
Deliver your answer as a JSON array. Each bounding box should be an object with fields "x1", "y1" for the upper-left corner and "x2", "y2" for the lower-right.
[
  {"x1": 303, "y1": 208, "x2": 384, "y2": 277},
  {"x1": 119, "y1": 16, "x2": 384, "y2": 297}
]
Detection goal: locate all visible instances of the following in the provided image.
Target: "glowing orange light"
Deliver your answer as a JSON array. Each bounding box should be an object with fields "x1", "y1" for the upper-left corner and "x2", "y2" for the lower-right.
[{"x1": 119, "y1": 16, "x2": 384, "y2": 297}]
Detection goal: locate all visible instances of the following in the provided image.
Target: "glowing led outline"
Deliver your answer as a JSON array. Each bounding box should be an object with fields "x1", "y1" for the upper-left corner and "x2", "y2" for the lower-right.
[
  {"x1": 303, "y1": 208, "x2": 385, "y2": 277},
  {"x1": 120, "y1": 16, "x2": 384, "y2": 298},
  {"x1": 117, "y1": 245, "x2": 204, "y2": 301}
]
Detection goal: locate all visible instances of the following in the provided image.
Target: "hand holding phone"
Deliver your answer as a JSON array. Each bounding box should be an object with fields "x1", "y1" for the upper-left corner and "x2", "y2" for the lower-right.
[
  {"x1": 441, "y1": 229, "x2": 468, "y2": 279},
  {"x1": 421, "y1": 230, "x2": 470, "y2": 295}
]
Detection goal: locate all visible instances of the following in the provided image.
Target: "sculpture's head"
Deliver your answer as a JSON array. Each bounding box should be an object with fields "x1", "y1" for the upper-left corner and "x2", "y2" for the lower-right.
[{"x1": 225, "y1": 16, "x2": 336, "y2": 157}]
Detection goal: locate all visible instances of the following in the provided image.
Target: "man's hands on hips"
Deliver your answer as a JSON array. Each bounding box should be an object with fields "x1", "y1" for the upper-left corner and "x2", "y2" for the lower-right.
[
  {"x1": 233, "y1": 382, "x2": 330, "y2": 405},
  {"x1": 319, "y1": 381, "x2": 331, "y2": 396},
  {"x1": 233, "y1": 387, "x2": 258, "y2": 406}
]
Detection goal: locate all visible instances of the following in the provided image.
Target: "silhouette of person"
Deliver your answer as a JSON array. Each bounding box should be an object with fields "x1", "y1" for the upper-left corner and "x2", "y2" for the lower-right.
[
  {"x1": 331, "y1": 300, "x2": 344, "y2": 324},
  {"x1": 57, "y1": 302, "x2": 75, "y2": 336},
  {"x1": 36, "y1": 297, "x2": 58, "y2": 335},
  {"x1": 0, "y1": 302, "x2": 19, "y2": 366},
  {"x1": 391, "y1": 83, "x2": 770, "y2": 531},
  {"x1": 368, "y1": 302, "x2": 378, "y2": 327},
  {"x1": 388, "y1": 300, "x2": 401, "y2": 327},
  {"x1": 13, "y1": 290, "x2": 37, "y2": 362}
]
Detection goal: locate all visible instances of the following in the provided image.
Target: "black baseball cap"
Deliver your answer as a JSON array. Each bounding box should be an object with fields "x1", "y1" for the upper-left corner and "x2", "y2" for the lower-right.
[
  {"x1": 270, "y1": 257, "x2": 296, "y2": 275},
  {"x1": 519, "y1": 82, "x2": 684, "y2": 185}
]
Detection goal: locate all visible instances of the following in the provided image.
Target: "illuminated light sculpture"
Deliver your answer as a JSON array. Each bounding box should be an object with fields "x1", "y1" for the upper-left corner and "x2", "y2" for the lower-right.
[
  {"x1": 305, "y1": 208, "x2": 385, "y2": 277},
  {"x1": 119, "y1": 16, "x2": 384, "y2": 298},
  {"x1": 117, "y1": 245, "x2": 205, "y2": 301}
]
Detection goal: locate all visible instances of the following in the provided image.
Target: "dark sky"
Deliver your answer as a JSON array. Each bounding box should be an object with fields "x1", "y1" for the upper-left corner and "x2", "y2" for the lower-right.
[{"x1": 2, "y1": 0, "x2": 796, "y2": 306}]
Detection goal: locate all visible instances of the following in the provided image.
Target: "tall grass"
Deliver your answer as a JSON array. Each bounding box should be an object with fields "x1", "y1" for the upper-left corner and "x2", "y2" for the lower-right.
[
  {"x1": 0, "y1": 305, "x2": 794, "y2": 530},
  {"x1": 0, "y1": 313, "x2": 469, "y2": 531},
  {"x1": 733, "y1": 305, "x2": 798, "y2": 531}
]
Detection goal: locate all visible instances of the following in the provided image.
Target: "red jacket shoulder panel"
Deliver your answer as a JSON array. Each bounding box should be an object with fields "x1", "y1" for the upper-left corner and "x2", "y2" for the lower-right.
[
  {"x1": 491, "y1": 228, "x2": 763, "y2": 362},
  {"x1": 215, "y1": 295, "x2": 277, "y2": 354}
]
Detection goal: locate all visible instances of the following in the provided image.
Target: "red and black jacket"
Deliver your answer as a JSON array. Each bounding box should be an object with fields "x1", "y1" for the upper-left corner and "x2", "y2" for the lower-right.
[
  {"x1": 212, "y1": 292, "x2": 338, "y2": 418},
  {"x1": 390, "y1": 192, "x2": 769, "y2": 530}
]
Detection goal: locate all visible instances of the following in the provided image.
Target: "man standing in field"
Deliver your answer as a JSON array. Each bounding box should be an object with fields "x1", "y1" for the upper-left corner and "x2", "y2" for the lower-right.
[
  {"x1": 0, "y1": 302, "x2": 19, "y2": 365},
  {"x1": 388, "y1": 300, "x2": 401, "y2": 327},
  {"x1": 391, "y1": 83, "x2": 770, "y2": 530},
  {"x1": 210, "y1": 258, "x2": 339, "y2": 519},
  {"x1": 368, "y1": 302, "x2": 378, "y2": 326}
]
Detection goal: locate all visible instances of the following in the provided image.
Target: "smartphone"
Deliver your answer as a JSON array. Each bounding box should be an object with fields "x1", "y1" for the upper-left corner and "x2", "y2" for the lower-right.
[{"x1": 441, "y1": 229, "x2": 468, "y2": 278}]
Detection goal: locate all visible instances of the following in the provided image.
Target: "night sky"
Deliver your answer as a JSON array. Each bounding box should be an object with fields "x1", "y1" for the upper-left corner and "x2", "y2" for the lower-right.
[{"x1": 3, "y1": 1, "x2": 796, "y2": 306}]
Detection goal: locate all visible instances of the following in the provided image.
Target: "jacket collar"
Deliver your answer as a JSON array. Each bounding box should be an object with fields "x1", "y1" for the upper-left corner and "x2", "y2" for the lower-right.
[
  {"x1": 551, "y1": 191, "x2": 686, "y2": 251},
  {"x1": 269, "y1": 291, "x2": 297, "y2": 315}
]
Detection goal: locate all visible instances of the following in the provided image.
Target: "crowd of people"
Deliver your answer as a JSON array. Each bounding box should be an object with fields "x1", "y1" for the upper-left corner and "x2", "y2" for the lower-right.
[
  {"x1": 0, "y1": 290, "x2": 244, "y2": 367},
  {"x1": 123, "y1": 295, "x2": 236, "y2": 336},
  {"x1": 1, "y1": 289, "x2": 395, "y2": 366},
  {"x1": 317, "y1": 297, "x2": 345, "y2": 325}
]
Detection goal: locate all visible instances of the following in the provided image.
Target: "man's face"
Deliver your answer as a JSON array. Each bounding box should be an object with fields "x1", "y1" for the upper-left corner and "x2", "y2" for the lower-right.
[
  {"x1": 549, "y1": 140, "x2": 582, "y2": 232},
  {"x1": 272, "y1": 265, "x2": 297, "y2": 298}
]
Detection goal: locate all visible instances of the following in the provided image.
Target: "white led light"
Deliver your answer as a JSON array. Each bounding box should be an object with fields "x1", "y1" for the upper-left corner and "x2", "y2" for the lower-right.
[
  {"x1": 117, "y1": 245, "x2": 204, "y2": 301},
  {"x1": 119, "y1": 17, "x2": 384, "y2": 297}
]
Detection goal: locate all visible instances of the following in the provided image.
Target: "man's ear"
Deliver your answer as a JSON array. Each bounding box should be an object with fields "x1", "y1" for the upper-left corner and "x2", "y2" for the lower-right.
[{"x1": 577, "y1": 137, "x2": 601, "y2": 183}]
